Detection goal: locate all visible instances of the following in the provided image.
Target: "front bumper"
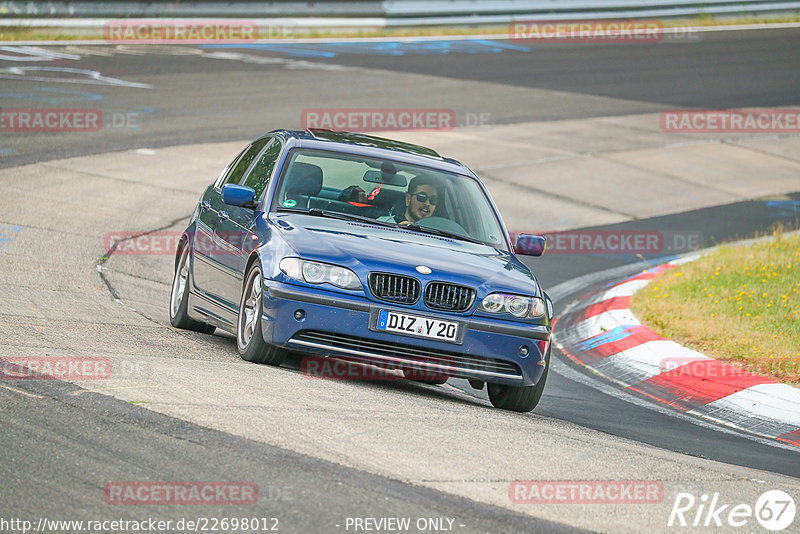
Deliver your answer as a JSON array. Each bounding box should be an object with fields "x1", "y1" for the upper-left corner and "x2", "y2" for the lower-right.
[{"x1": 261, "y1": 281, "x2": 550, "y2": 386}]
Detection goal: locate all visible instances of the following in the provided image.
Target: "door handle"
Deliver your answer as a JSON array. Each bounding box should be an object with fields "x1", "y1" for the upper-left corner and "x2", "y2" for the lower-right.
[
  {"x1": 219, "y1": 210, "x2": 229, "y2": 220},
  {"x1": 200, "y1": 201, "x2": 211, "y2": 210}
]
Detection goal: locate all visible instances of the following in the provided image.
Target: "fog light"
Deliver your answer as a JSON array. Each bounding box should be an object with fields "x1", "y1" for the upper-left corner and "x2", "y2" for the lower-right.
[
  {"x1": 518, "y1": 345, "x2": 529, "y2": 357},
  {"x1": 294, "y1": 310, "x2": 306, "y2": 321}
]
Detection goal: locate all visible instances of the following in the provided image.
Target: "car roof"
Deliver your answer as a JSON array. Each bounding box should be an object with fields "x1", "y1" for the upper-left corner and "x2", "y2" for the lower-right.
[{"x1": 267, "y1": 129, "x2": 474, "y2": 177}]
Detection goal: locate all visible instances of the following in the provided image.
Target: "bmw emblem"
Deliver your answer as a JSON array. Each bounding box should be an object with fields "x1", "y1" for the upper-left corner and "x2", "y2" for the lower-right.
[{"x1": 416, "y1": 265, "x2": 432, "y2": 275}]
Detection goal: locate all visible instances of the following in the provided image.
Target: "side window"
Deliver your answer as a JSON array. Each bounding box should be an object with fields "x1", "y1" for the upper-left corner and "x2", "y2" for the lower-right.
[
  {"x1": 243, "y1": 139, "x2": 282, "y2": 200},
  {"x1": 214, "y1": 146, "x2": 248, "y2": 189},
  {"x1": 222, "y1": 137, "x2": 271, "y2": 188}
]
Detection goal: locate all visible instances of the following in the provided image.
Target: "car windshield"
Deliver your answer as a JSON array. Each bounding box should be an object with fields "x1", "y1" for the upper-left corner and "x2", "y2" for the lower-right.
[{"x1": 272, "y1": 148, "x2": 508, "y2": 250}]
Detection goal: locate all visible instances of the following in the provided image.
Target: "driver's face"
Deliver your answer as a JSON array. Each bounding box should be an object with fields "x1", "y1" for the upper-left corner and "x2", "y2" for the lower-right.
[{"x1": 405, "y1": 184, "x2": 438, "y2": 222}]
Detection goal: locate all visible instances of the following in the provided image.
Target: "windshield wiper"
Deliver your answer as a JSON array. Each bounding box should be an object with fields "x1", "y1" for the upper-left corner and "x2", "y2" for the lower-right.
[
  {"x1": 401, "y1": 223, "x2": 485, "y2": 245},
  {"x1": 276, "y1": 207, "x2": 395, "y2": 227}
]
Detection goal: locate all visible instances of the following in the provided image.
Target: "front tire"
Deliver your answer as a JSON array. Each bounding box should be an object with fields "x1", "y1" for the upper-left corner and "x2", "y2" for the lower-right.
[
  {"x1": 170, "y1": 243, "x2": 215, "y2": 334},
  {"x1": 488, "y1": 346, "x2": 550, "y2": 412},
  {"x1": 237, "y1": 262, "x2": 283, "y2": 366}
]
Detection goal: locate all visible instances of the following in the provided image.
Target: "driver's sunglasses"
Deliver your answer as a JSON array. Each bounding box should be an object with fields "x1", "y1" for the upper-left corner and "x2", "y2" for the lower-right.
[{"x1": 413, "y1": 192, "x2": 438, "y2": 205}]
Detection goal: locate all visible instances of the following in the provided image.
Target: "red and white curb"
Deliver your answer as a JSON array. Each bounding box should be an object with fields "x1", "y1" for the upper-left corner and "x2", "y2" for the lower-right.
[{"x1": 554, "y1": 260, "x2": 800, "y2": 447}]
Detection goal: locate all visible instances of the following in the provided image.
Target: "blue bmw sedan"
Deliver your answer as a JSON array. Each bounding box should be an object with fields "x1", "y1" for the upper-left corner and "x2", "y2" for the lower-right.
[{"x1": 170, "y1": 129, "x2": 553, "y2": 412}]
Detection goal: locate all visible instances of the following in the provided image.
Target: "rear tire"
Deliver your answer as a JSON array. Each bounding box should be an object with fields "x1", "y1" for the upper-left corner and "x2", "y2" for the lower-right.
[
  {"x1": 488, "y1": 346, "x2": 550, "y2": 412},
  {"x1": 169, "y1": 243, "x2": 215, "y2": 334},
  {"x1": 237, "y1": 262, "x2": 283, "y2": 366}
]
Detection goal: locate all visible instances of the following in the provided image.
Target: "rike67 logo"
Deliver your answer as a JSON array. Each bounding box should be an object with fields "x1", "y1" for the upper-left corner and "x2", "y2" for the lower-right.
[{"x1": 668, "y1": 490, "x2": 795, "y2": 531}]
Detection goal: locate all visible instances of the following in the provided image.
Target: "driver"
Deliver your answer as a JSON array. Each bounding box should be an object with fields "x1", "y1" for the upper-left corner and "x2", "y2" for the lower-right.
[{"x1": 379, "y1": 175, "x2": 442, "y2": 225}]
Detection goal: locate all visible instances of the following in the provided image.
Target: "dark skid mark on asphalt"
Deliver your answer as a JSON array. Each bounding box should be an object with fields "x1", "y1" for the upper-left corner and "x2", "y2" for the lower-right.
[{"x1": 96, "y1": 214, "x2": 190, "y2": 302}]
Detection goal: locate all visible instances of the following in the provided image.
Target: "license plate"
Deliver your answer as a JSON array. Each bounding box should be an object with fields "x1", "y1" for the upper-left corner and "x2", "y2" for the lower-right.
[{"x1": 376, "y1": 310, "x2": 459, "y2": 343}]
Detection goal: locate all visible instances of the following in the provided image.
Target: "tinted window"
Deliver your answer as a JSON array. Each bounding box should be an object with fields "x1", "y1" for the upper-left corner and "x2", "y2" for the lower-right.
[
  {"x1": 225, "y1": 137, "x2": 270, "y2": 187},
  {"x1": 243, "y1": 139, "x2": 282, "y2": 200},
  {"x1": 214, "y1": 146, "x2": 248, "y2": 189}
]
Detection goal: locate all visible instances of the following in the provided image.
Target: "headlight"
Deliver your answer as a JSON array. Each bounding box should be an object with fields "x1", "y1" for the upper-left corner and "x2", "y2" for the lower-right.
[
  {"x1": 302, "y1": 261, "x2": 326, "y2": 284},
  {"x1": 279, "y1": 258, "x2": 361, "y2": 290},
  {"x1": 506, "y1": 295, "x2": 530, "y2": 317},
  {"x1": 329, "y1": 266, "x2": 359, "y2": 288},
  {"x1": 479, "y1": 293, "x2": 546, "y2": 318},
  {"x1": 481, "y1": 293, "x2": 505, "y2": 313}
]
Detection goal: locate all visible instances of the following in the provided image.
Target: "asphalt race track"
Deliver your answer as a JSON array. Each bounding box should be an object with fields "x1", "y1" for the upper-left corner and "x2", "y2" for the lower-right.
[{"x1": 1, "y1": 27, "x2": 799, "y2": 533}]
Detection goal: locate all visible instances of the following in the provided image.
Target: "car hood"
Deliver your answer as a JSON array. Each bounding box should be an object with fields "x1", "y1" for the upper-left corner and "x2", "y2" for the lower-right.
[{"x1": 269, "y1": 213, "x2": 542, "y2": 297}]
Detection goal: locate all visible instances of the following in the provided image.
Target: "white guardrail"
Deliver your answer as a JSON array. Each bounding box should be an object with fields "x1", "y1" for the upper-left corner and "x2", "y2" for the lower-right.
[{"x1": 1, "y1": 0, "x2": 799, "y2": 26}]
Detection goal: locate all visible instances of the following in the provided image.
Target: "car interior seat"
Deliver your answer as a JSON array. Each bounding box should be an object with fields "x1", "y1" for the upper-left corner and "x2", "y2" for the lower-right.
[{"x1": 284, "y1": 162, "x2": 323, "y2": 208}]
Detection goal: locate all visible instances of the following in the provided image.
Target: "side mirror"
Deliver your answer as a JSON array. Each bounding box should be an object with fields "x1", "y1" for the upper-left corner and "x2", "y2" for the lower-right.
[
  {"x1": 222, "y1": 184, "x2": 257, "y2": 209},
  {"x1": 514, "y1": 234, "x2": 546, "y2": 256}
]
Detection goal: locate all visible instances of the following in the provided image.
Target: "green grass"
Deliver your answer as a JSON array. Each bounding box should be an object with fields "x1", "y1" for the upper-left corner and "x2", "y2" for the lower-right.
[{"x1": 632, "y1": 231, "x2": 800, "y2": 385}]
